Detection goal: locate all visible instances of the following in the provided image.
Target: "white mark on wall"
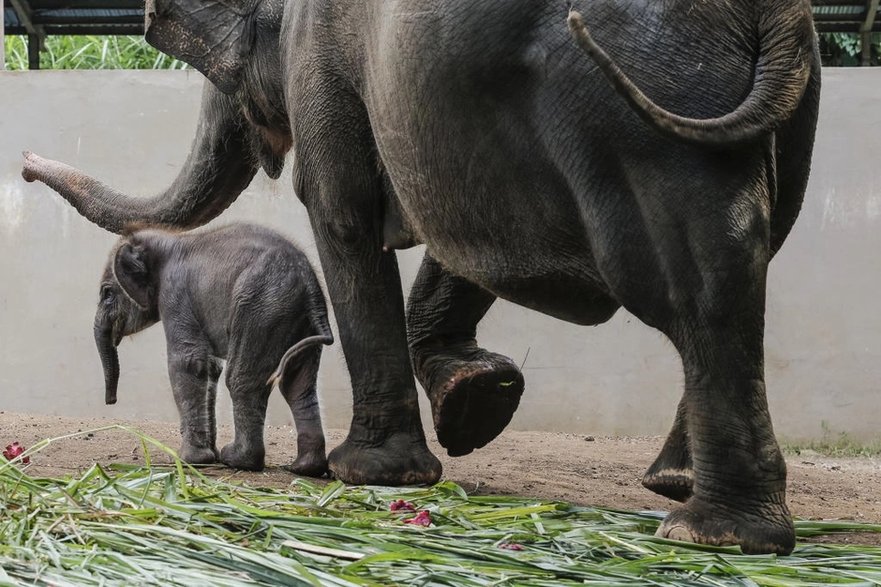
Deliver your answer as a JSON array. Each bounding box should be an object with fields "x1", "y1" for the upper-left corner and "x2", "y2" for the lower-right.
[
  {"x1": 820, "y1": 186, "x2": 880, "y2": 229},
  {"x1": 0, "y1": 182, "x2": 25, "y2": 235},
  {"x1": 867, "y1": 197, "x2": 880, "y2": 222},
  {"x1": 61, "y1": 204, "x2": 72, "y2": 240},
  {"x1": 76, "y1": 136, "x2": 82, "y2": 157},
  {"x1": 820, "y1": 188, "x2": 837, "y2": 231}
]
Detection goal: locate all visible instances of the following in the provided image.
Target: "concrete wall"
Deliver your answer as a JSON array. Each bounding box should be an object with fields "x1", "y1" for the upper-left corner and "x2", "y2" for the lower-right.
[{"x1": 0, "y1": 69, "x2": 878, "y2": 442}]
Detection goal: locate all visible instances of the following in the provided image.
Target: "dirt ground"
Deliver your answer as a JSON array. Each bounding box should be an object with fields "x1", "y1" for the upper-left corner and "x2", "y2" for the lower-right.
[{"x1": 3, "y1": 412, "x2": 880, "y2": 544}]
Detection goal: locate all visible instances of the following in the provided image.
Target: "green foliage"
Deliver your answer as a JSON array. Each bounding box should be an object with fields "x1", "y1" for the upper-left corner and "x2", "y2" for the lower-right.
[
  {"x1": 819, "y1": 32, "x2": 881, "y2": 66},
  {"x1": 4, "y1": 35, "x2": 189, "y2": 70},
  {"x1": 2, "y1": 425, "x2": 881, "y2": 585},
  {"x1": 784, "y1": 421, "x2": 881, "y2": 457}
]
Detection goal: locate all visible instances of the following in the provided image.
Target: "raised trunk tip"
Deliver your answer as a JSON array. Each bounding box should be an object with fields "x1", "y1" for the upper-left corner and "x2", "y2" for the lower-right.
[{"x1": 21, "y1": 150, "x2": 42, "y2": 183}]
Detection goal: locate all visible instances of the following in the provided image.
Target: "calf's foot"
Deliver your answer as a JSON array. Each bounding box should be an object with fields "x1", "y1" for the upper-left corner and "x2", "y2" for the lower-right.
[
  {"x1": 220, "y1": 442, "x2": 265, "y2": 471},
  {"x1": 179, "y1": 444, "x2": 218, "y2": 465},
  {"x1": 657, "y1": 496, "x2": 795, "y2": 555},
  {"x1": 284, "y1": 454, "x2": 328, "y2": 478},
  {"x1": 328, "y1": 431, "x2": 442, "y2": 485},
  {"x1": 284, "y1": 436, "x2": 328, "y2": 477},
  {"x1": 416, "y1": 347, "x2": 524, "y2": 457}
]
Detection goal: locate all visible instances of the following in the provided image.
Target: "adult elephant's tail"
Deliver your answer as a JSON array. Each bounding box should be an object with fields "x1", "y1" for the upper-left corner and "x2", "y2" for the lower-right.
[{"x1": 567, "y1": 4, "x2": 815, "y2": 146}]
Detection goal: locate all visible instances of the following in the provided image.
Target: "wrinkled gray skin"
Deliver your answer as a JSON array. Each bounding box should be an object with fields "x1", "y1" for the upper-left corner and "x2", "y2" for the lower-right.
[
  {"x1": 22, "y1": 0, "x2": 820, "y2": 554},
  {"x1": 94, "y1": 223, "x2": 332, "y2": 475}
]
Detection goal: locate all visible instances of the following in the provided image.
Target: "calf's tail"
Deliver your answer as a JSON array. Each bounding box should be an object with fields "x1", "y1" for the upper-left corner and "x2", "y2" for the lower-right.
[{"x1": 266, "y1": 281, "x2": 334, "y2": 388}]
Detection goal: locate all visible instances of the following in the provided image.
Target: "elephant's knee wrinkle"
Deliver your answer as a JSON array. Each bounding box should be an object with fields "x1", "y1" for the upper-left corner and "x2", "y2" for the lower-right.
[
  {"x1": 170, "y1": 354, "x2": 212, "y2": 379},
  {"x1": 207, "y1": 358, "x2": 224, "y2": 380},
  {"x1": 312, "y1": 205, "x2": 384, "y2": 253}
]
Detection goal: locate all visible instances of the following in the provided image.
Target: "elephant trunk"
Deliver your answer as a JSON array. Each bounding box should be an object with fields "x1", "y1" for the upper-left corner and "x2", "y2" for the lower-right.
[
  {"x1": 21, "y1": 82, "x2": 259, "y2": 234},
  {"x1": 94, "y1": 322, "x2": 120, "y2": 405}
]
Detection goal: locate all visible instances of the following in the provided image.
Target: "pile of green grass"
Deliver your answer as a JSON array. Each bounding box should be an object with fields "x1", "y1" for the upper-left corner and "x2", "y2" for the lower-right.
[
  {"x1": 2, "y1": 427, "x2": 881, "y2": 586},
  {"x1": 4, "y1": 35, "x2": 188, "y2": 70}
]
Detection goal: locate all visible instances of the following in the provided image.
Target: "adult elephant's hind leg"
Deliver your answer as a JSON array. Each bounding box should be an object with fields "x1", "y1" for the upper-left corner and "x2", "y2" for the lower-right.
[
  {"x1": 408, "y1": 254, "x2": 524, "y2": 457},
  {"x1": 655, "y1": 219, "x2": 793, "y2": 554},
  {"x1": 642, "y1": 398, "x2": 694, "y2": 502}
]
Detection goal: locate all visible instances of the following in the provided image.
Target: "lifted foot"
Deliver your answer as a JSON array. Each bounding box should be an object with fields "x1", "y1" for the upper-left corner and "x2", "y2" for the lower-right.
[
  {"x1": 643, "y1": 399, "x2": 693, "y2": 502},
  {"x1": 642, "y1": 467, "x2": 693, "y2": 502},
  {"x1": 419, "y1": 349, "x2": 524, "y2": 457},
  {"x1": 328, "y1": 432, "x2": 442, "y2": 485},
  {"x1": 657, "y1": 497, "x2": 795, "y2": 555}
]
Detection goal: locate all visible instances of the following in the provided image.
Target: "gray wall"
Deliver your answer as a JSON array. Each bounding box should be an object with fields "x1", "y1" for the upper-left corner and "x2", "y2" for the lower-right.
[{"x1": 1, "y1": 69, "x2": 878, "y2": 442}]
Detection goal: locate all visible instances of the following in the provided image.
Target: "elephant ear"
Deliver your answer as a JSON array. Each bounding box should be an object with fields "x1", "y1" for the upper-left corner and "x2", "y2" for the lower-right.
[
  {"x1": 112, "y1": 242, "x2": 153, "y2": 311},
  {"x1": 144, "y1": 0, "x2": 257, "y2": 94}
]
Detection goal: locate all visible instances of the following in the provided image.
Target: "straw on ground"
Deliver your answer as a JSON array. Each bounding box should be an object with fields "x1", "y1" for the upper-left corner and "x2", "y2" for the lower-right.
[{"x1": 1, "y1": 426, "x2": 880, "y2": 586}]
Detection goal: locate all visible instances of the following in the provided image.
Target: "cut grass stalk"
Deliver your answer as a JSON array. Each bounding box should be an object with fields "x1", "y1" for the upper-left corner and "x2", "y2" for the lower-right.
[{"x1": 1, "y1": 426, "x2": 880, "y2": 586}]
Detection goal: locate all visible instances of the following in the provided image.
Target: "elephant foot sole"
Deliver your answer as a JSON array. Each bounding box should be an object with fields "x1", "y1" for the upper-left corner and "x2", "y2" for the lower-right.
[
  {"x1": 180, "y1": 445, "x2": 219, "y2": 465},
  {"x1": 657, "y1": 496, "x2": 795, "y2": 555},
  {"x1": 283, "y1": 453, "x2": 329, "y2": 478},
  {"x1": 328, "y1": 432, "x2": 442, "y2": 486},
  {"x1": 429, "y1": 356, "x2": 524, "y2": 457},
  {"x1": 642, "y1": 467, "x2": 694, "y2": 503},
  {"x1": 220, "y1": 443, "x2": 265, "y2": 471}
]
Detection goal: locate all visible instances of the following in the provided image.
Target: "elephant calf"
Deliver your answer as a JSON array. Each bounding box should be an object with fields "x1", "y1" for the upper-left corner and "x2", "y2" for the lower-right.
[{"x1": 94, "y1": 222, "x2": 333, "y2": 475}]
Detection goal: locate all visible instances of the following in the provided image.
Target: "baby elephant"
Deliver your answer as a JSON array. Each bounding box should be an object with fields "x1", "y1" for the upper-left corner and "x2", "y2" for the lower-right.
[{"x1": 94, "y1": 223, "x2": 333, "y2": 475}]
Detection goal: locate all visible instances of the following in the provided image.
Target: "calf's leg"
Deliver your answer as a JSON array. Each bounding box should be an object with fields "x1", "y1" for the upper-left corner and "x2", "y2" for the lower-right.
[
  {"x1": 279, "y1": 346, "x2": 328, "y2": 477},
  {"x1": 167, "y1": 348, "x2": 220, "y2": 465}
]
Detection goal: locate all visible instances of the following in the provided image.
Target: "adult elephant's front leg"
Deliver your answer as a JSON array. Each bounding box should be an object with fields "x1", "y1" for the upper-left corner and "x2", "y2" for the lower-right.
[
  {"x1": 304, "y1": 175, "x2": 441, "y2": 486},
  {"x1": 407, "y1": 254, "x2": 524, "y2": 457}
]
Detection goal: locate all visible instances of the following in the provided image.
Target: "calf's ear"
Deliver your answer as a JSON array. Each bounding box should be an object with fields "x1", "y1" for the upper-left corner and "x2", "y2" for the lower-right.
[
  {"x1": 112, "y1": 242, "x2": 153, "y2": 310},
  {"x1": 144, "y1": 0, "x2": 257, "y2": 94}
]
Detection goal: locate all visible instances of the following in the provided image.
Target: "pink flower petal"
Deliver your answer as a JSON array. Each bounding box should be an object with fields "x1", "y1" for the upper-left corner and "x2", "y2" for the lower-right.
[
  {"x1": 403, "y1": 510, "x2": 432, "y2": 526},
  {"x1": 499, "y1": 543, "x2": 525, "y2": 551},
  {"x1": 3, "y1": 442, "x2": 29, "y2": 463},
  {"x1": 389, "y1": 499, "x2": 416, "y2": 512}
]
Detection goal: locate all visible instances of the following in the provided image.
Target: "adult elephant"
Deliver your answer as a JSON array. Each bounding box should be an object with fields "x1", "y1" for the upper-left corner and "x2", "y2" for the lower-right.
[{"x1": 22, "y1": 0, "x2": 820, "y2": 555}]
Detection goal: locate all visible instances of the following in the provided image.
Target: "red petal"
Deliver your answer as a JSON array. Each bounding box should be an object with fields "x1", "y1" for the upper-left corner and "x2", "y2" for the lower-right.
[
  {"x1": 4, "y1": 442, "x2": 27, "y2": 460},
  {"x1": 403, "y1": 511, "x2": 432, "y2": 526}
]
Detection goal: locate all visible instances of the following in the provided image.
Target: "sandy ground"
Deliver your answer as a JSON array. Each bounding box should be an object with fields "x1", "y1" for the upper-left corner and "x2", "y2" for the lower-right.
[{"x1": 2, "y1": 412, "x2": 880, "y2": 544}]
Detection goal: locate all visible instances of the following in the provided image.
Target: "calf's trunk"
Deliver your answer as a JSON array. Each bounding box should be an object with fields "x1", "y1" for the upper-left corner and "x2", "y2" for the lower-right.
[{"x1": 94, "y1": 323, "x2": 120, "y2": 405}]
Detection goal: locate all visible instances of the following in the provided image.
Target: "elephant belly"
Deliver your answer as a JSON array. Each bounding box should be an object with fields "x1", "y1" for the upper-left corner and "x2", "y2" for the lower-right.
[
  {"x1": 367, "y1": 2, "x2": 617, "y2": 324},
  {"x1": 372, "y1": 100, "x2": 614, "y2": 324}
]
